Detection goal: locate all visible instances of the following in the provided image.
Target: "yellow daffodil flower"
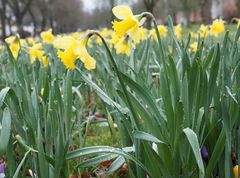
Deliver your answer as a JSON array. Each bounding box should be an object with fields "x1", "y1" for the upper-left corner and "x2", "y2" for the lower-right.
[
  {"x1": 210, "y1": 19, "x2": 225, "y2": 37},
  {"x1": 53, "y1": 36, "x2": 76, "y2": 50},
  {"x1": 42, "y1": 56, "x2": 49, "y2": 67},
  {"x1": 150, "y1": 25, "x2": 168, "y2": 41},
  {"x1": 54, "y1": 36, "x2": 96, "y2": 70},
  {"x1": 57, "y1": 49, "x2": 77, "y2": 70},
  {"x1": 150, "y1": 29, "x2": 157, "y2": 41},
  {"x1": 95, "y1": 36, "x2": 103, "y2": 46},
  {"x1": 190, "y1": 42, "x2": 198, "y2": 52},
  {"x1": 174, "y1": 24, "x2": 182, "y2": 39},
  {"x1": 190, "y1": 32, "x2": 198, "y2": 39},
  {"x1": 131, "y1": 27, "x2": 147, "y2": 45},
  {"x1": 115, "y1": 36, "x2": 132, "y2": 56},
  {"x1": 96, "y1": 29, "x2": 114, "y2": 46},
  {"x1": 109, "y1": 33, "x2": 121, "y2": 49},
  {"x1": 71, "y1": 32, "x2": 82, "y2": 39},
  {"x1": 75, "y1": 38, "x2": 96, "y2": 70},
  {"x1": 40, "y1": 29, "x2": 54, "y2": 43},
  {"x1": 29, "y1": 43, "x2": 45, "y2": 64},
  {"x1": 5, "y1": 35, "x2": 21, "y2": 60},
  {"x1": 27, "y1": 37, "x2": 35, "y2": 45},
  {"x1": 101, "y1": 28, "x2": 111, "y2": 38},
  {"x1": 158, "y1": 25, "x2": 168, "y2": 37},
  {"x1": 234, "y1": 165, "x2": 238, "y2": 178},
  {"x1": 112, "y1": 5, "x2": 139, "y2": 39},
  {"x1": 20, "y1": 39, "x2": 27, "y2": 46},
  {"x1": 199, "y1": 24, "x2": 209, "y2": 37},
  {"x1": 111, "y1": 33, "x2": 121, "y2": 45},
  {"x1": 57, "y1": 40, "x2": 79, "y2": 70}
]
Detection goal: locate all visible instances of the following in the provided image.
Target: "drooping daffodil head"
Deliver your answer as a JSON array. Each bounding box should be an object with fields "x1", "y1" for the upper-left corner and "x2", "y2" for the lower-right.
[
  {"x1": 5, "y1": 35, "x2": 21, "y2": 60},
  {"x1": 75, "y1": 38, "x2": 96, "y2": 70},
  {"x1": 54, "y1": 35, "x2": 96, "y2": 70},
  {"x1": 112, "y1": 5, "x2": 141, "y2": 39}
]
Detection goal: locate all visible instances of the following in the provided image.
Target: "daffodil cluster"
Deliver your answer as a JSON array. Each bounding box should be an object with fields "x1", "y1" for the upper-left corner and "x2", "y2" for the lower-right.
[
  {"x1": 4, "y1": 5, "x2": 238, "y2": 70},
  {"x1": 5, "y1": 29, "x2": 96, "y2": 70}
]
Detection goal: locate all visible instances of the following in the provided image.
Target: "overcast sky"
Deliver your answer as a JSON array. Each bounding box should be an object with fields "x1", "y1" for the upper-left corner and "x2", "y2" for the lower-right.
[
  {"x1": 82, "y1": 0, "x2": 96, "y2": 11},
  {"x1": 82, "y1": 0, "x2": 137, "y2": 12}
]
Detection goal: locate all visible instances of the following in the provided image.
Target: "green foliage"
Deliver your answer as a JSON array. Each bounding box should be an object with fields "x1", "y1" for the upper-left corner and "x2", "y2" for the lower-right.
[{"x1": 0, "y1": 22, "x2": 240, "y2": 178}]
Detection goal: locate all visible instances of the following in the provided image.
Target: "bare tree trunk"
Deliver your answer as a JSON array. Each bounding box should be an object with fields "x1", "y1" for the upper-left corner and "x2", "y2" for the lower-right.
[
  {"x1": 28, "y1": 7, "x2": 37, "y2": 36},
  {"x1": 6, "y1": 16, "x2": 12, "y2": 34},
  {"x1": 16, "y1": 15, "x2": 24, "y2": 35},
  {"x1": 0, "y1": 0, "x2": 7, "y2": 40},
  {"x1": 236, "y1": 0, "x2": 240, "y2": 16},
  {"x1": 49, "y1": 0, "x2": 54, "y2": 31},
  {"x1": 39, "y1": 0, "x2": 53, "y2": 31},
  {"x1": 182, "y1": 0, "x2": 191, "y2": 25},
  {"x1": 165, "y1": 0, "x2": 177, "y2": 24},
  {"x1": 109, "y1": 0, "x2": 115, "y2": 22},
  {"x1": 163, "y1": 0, "x2": 169, "y2": 22},
  {"x1": 143, "y1": 0, "x2": 158, "y2": 29},
  {"x1": 201, "y1": 0, "x2": 212, "y2": 24},
  {"x1": 211, "y1": 0, "x2": 222, "y2": 19},
  {"x1": 7, "y1": 0, "x2": 33, "y2": 36}
]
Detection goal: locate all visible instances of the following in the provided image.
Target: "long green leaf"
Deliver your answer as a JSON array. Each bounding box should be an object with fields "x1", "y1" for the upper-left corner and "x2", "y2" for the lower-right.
[
  {"x1": 133, "y1": 131, "x2": 165, "y2": 144},
  {"x1": 183, "y1": 128, "x2": 205, "y2": 178},
  {"x1": 0, "y1": 108, "x2": 11, "y2": 155}
]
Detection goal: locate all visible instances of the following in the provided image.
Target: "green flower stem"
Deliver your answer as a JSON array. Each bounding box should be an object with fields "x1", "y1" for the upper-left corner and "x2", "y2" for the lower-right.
[
  {"x1": 82, "y1": 31, "x2": 153, "y2": 177},
  {"x1": 86, "y1": 31, "x2": 139, "y2": 131},
  {"x1": 140, "y1": 12, "x2": 168, "y2": 69}
]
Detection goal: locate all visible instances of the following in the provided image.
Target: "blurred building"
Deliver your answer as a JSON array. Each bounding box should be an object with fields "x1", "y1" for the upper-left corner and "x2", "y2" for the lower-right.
[
  {"x1": 222, "y1": 0, "x2": 240, "y2": 20},
  {"x1": 176, "y1": 0, "x2": 239, "y2": 24}
]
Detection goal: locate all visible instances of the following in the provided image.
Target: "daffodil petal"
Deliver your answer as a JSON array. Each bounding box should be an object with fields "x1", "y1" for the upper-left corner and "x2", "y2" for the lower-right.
[
  {"x1": 53, "y1": 36, "x2": 76, "y2": 50},
  {"x1": 112, "y1": 5, "x2": 133, "y2": 20},
  {"x1": 84, "y1": 56, "x2": 96, "y2": 70},
  {"x1": 5, "y1": 36, "x2": 15, "y2": 43}
]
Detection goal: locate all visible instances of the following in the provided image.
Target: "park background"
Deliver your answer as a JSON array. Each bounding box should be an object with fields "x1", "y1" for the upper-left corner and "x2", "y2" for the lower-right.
[{"x1": 0, "y1": 0, "x2": 239, "y2": 39}]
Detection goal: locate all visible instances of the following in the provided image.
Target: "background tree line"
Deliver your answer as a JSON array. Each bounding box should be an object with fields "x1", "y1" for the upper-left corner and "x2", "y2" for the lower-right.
[{"x1": 0, "y1": 0, "x2": 239, "y2": 40}]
